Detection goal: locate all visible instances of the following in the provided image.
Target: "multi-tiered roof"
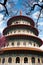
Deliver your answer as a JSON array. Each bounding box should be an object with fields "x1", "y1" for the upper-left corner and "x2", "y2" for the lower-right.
[{"x1": 0, "y1": 13, "x2": 43, "y2": 56}]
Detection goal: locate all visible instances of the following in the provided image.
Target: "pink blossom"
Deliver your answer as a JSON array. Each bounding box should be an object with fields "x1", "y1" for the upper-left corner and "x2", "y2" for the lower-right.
[{"x1": 0, "y1": 35, "x2": 7, "y2": 47}]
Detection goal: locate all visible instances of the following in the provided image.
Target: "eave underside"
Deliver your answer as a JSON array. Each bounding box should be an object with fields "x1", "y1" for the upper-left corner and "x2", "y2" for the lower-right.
[
  {"x1": 6, "y1": 35, "x2": 43, "y2": 46},
  {"x1": 0, "y1": 47, "x2": 43, "y2": 56},
  {"x1": 3, "y1": 24, "x2": 39, "y2": 36}
]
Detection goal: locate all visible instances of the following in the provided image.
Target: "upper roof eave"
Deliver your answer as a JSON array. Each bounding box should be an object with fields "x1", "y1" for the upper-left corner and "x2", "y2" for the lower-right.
[{"x1": 7, "y1": 16, "x2": 35, "y2": 26}]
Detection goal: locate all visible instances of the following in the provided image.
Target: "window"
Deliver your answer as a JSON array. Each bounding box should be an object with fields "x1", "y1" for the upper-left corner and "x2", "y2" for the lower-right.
[
  {"x1": 38, "y1": 58, "x2": 40, "y2": 63},
  {"x1": 2, "y1": 58, "x2": 5, "y2": 63},
  {"x1": 14, "y1": 30, "x2": 16, "y2": 33},
  {"x1": 23, "y1": 42, "x2": 26, "y2": 46},
  {"x1": 16, "y1": 22, "x2": 18, "y2": 24},
  {"x1": 24, "y1": 57, "x2": 28, "y2": 63},
  {"x1": 0, "y1": 58, "x2": 1, "y2": 63},
  {"x1": 12, "y1": 42, "x2": 14, "y2": 46},
  {"x1": 16, "y1": 57, "x2": 20, "y2": 63},
  {"x1": 23, "y1": 30, "x2": 25, "y2": 32},
  {"x1": 17, "y1": 42, "x2": 20, "y2": 46},
  {"x1": 8, "y1": 57, "x2": 12, "y2": 63},
  {"x1": 31, "y1": 57, "x2": 35, "y2": 63},
  {"x1": 18, "y1": 30, "x2": 20, "y2": 32},
  {"x1": 8, "y1": 32, "x2": 9, "y2": 34},
  {"x1": 27, "y1": 30, "x2": 29, "y2": 32},
  {"x1": 29, "y1": 41, "x2": 32, "y2": 45},
  {"x1": 7, "y1": 43, "x2": 9, "y2": 46},
  {"x1": 11, "y1": 31, "x2": 12, "y2": 33},
  {"x1": 23, "y1": 22, "x2": 24, "y2": 23},
  {"x1": 34, "y1": 44, "x2": 35, "y2": 46}
]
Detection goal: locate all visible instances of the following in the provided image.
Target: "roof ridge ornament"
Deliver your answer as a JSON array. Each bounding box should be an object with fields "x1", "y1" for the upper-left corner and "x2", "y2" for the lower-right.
[{"x1": 20, "y1": 10, "x2": 22, "y2": 16}]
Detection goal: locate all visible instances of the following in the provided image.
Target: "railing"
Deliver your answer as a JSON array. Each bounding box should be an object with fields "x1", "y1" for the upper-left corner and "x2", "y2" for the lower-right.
[{"x1": 0, "y1": 63, "x2": 43, "y2": 65}]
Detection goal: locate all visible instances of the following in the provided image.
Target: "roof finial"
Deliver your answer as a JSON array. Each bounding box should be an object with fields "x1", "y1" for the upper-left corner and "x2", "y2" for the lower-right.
[{"x1": 20, "y1": 10, "x2": 22, "y2": 16}]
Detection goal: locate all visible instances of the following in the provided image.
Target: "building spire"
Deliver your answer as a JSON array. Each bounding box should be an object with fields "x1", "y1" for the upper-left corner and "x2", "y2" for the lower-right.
[{"x1": 20, "y1": 10, "x2": 22, "y2": 16}]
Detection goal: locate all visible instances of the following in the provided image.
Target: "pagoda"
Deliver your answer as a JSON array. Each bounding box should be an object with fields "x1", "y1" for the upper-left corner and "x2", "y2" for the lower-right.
[{"x1": 0, "y1": 11, "x2": 43, "y2": 65}]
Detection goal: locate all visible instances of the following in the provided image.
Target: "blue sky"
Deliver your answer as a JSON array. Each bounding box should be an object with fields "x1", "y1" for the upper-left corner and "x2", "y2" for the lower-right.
[{"x1": 0, "y1": 0, "x2": 43, "y2": 49}]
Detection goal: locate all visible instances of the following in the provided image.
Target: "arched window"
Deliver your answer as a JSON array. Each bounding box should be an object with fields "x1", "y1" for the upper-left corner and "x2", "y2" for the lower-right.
[
  {"x1": 27, "y1": 30, "x2": 29, "y2": 32},
  {"x1": 16, "y1": 57, "x2": 20, "y2": 63},
  {"x1": 38, "y1": 58, "x2": 40, "y2": 63},
  {"x1": 23, "y1": 29, "x2": 25, "y2": 32},
  {"x1": 24, "y1": 57, "x2": 28, "y2": 63},
  {"x1": 2, "y1": 58, "x2": 5, "y2": 63},
  {"x1": 34, "y1": 44, "x2": 35, "y2": 46},
  {"x1": 8, "y1": 32, "x2": 9, "y2": 34},
  {"x1": 23, "y1": 42, "x2": 26, "y2": 46},
  {"x1": 17, "y1": 42, "x2": 20, "y2": 46},
  {"x1": 14, "y1": 30, "x2": 16, "y2": 33},
  {"x1": 12, "y1": 42, "x2": 14, "y2": 46},
  {"x1": 29, "y1": 41, "x2": 32, "y2": 45},
  {"x1": 31, "y1": 57, "x2": 35, "y2": 63},
  {"x1": 11, "y1": 31, "x2": 12, "y2": 33},
  {"x1": 16, "y1": 21, "x2": 18, "y2": 24},
  {"x1": 8, "y1": 57, "x2": 12, "y2": 63},
  {"x1": 18, "y1": 30, "x2": 20, "y2": 32}
]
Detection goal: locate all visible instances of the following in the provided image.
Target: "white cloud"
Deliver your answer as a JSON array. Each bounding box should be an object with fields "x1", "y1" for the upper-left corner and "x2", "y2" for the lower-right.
[
  {"x1": 0, "y1": 24, "x2": 5, "y2": 33},
  {"x1": 32, "y1": 11, "x2": 40, "y2": 19},
  {"x1": 41, "y1": 13, "x2": 43, "y2": 17},
  {"x1": 39, "y1": 36, "x2": 43, "y2": 40},
  {"x1": 40, "y1": 38, "x2": 43, "y2": 40},
  {"x1": 0, "y1": 28, "x2": 4, "y2": 33},
  {"x1": 0, "y1": 15, "x2": 5, "y2": 33},
  {"x1": 39, "y1": 0, "x2": 42, "y2": 2},
  {"x1": 0, "y1": 14, "x2": 4, "y2": 21},
  {"x1": 0, "y1": 4, "x2": 4, "y2": 11},
  {"x1": 32, "y1": 11, "x2": 43, "y2": 19},
  {"x1": 0, "y1": 20, "x2": 4, "y2": 26},
  {"x1": 38, "y1": 22, "x2": 43, "y2": 26}
]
